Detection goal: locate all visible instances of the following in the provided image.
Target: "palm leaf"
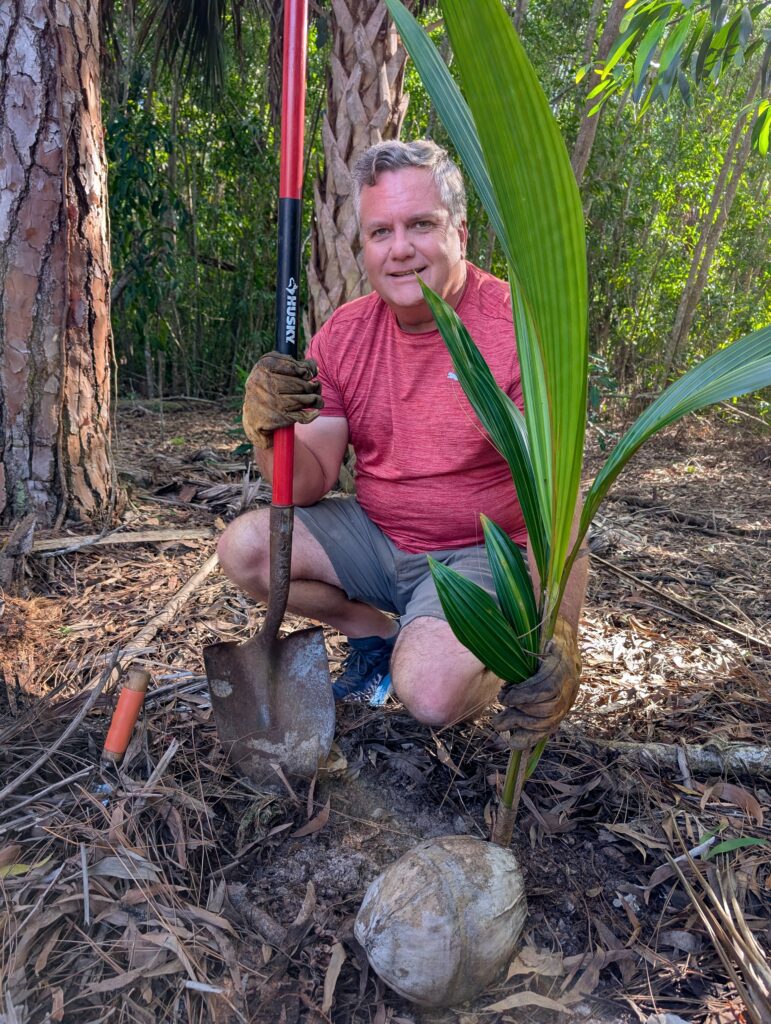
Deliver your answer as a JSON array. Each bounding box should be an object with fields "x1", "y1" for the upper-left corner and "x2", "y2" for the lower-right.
[
  {"x1": 428, "y1": 558, "x2": 534, "y2": 682},
  {"x1": 440, "y1": 0, "x2": 588, "y2": 613},
  {"x1": 138, "y1": 0, "x2": 227, "y2": 93},
  {"x1": 385, "y1": 0, "x2": 553, "y2": 547},
  {"x1": 577, "y1": 325, "x2": 771, "y2": 549},
  {"x1": 388, "y1": 0, "x2": 588, "y2": 621},
  {"x1": 481, "y1": 515, "x2": 539, "y2": 664},
  {"x1": 419, "y1": 281, "x2": 549, "y2": 578}
]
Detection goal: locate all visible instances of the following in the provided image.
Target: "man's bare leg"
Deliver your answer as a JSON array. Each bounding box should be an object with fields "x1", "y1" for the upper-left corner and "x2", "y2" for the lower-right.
[
  {"x1": 216, "y1": 508, "x2": 397, "y2": 640},
  {"x1": 391, "y1": 616, "x2": 500, "y2": 727}
]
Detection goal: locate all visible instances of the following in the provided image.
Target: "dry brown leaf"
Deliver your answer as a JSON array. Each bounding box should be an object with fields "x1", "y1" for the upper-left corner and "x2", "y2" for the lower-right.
[
  {"x1": 33, "y1": 924, "x2": 63, "y2": 976},
  {"x1": 0, "y1": 844, "x2": 22, "y2": 869},
  {"x1": 321, "y1": 941, "x2": 346, "y2": 1014},
  {"x1": 91, "y1": 853, "x2": 161, "y2": 882},
  {"x1": 701, "y1": 782, "x2": 764, "y2": 825},
  {"x1": 159, "y1": 803, "x2": 187, "y2": 867},
  {"x1": 484, "y1": 991, "x2": 571, "y2": 1013},
  {"x1": 319, "y1": 741, "x2": 348, "y2": 775},
  {"x1": 85, "y1": 961, "x2": 163, "y2": 995},
  {"x1": 50, "y1": 986, "x2": 64, "y2": 1022},
  {"x1": 506, "y1": 946, "x2": 565, "y2": 979},
  {"x1": 432, "y1": 733, "x2": 461, "y2": 775},
  {"x1": 601, "y1": 822, "x2": 669, "y2": 858},
  {"x1": 292, "y1": 798, "x2": 330, "y2": 838},
  {"x1": 163, "y1": 902, "x2": 237, "y2": 936}
]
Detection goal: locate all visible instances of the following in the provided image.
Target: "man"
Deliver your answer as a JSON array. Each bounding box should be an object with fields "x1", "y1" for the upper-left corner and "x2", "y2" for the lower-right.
[{"x1": 217, "y1": 140, "x2": 586, "y2": 748}]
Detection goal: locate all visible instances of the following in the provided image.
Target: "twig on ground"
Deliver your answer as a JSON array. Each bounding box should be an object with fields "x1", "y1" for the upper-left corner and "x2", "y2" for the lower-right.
[
  {"x1": 115, "y1": 550, "x2": 220, "y2": 668},
  {"x1": 591, "y1": 553, "x2": 771, "y2": 650},
  {"x1": 568, "y1": 733, "x2": 771, "y2": 778},
  {"x1": 32, "y1": 527, "x2": 214, "y2": 556}
]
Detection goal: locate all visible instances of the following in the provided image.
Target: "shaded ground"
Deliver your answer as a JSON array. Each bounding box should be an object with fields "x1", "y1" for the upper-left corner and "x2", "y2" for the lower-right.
[{"x1": 0, "y1": 402, "x2": 769, "y2": 1024}]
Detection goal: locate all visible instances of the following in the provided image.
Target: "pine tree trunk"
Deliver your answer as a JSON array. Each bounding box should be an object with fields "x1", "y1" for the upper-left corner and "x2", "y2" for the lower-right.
[
  {"x1": 307, "y1": 0, "x2": 413, "y2": 334},
  {"x1": 0, "y1": 0, "x2": 114, "y2": 527}
]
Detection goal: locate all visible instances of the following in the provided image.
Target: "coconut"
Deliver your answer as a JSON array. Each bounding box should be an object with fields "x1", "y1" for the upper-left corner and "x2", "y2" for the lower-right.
[{"x1": 354, "y1": 834, "x2": 527, "y2": 1007}]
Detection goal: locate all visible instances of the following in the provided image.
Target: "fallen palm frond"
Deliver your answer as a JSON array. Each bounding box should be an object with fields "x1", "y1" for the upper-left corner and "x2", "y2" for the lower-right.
[{"x1": 668, "y1": 823, "x2": 771, "y2": 1024}]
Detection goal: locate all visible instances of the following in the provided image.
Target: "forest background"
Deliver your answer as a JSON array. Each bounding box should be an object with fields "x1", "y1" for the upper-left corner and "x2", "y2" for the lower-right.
[
  {"x1": 102, "y1": 0, "x2": 770, "y2": 402},
  {"x1": 1, "y1": 0, "x2": 769, "y2": 530}
]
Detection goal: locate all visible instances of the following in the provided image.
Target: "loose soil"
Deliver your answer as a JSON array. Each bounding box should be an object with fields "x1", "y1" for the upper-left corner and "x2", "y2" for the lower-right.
[{"x1": 0, "y1": 401, "x2": 768, "y2": 1024}]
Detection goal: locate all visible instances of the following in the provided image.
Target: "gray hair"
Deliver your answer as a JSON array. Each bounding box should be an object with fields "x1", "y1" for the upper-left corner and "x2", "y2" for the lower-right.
[{"x1": 352, "y1": 140, "x2": 467, "y2": 227}]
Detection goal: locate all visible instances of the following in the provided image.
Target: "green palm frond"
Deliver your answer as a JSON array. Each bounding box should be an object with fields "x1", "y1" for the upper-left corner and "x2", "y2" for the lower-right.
[{"x1": 138, "y1": 0, "x2": 228, "y2": 94}]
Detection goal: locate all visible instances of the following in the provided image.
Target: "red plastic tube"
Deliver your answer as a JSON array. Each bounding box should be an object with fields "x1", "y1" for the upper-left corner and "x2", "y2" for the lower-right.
[{"x1": 101, "y1": 667, "x2": 150, "y2": 763}]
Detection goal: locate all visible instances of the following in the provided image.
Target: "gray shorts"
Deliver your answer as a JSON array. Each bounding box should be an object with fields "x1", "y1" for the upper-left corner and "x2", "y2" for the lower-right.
[{"x1": 295, "y1": 497, "x2": 504, "y2": 628}]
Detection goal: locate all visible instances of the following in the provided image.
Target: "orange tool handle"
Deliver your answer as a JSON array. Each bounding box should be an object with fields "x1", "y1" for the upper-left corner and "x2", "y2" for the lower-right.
[{"x1": 101, "y1": 667, "x2": 150, "y2": 763}]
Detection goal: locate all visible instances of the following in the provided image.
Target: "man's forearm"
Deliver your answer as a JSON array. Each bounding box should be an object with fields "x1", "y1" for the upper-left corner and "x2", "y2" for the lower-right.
[
  {"x1": 557, "y1": 549, "x2": 588, "y2": 634},
  {"x1": 526, "y1": 497, "x2": 588, "y2": 637},
  {"x1": 253, "y1": 438, "x2": 331, "y2": 506}
]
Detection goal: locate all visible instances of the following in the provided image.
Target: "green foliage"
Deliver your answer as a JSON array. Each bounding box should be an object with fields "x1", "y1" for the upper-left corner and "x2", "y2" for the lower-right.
[
  {"x1": 105, "y1": 5, "x2": 329, "y2": 399},
  {"x1": 107, "y1": 98, "x2": 186, "y2": 351},
  {"x1": 586, "y1": 1, "x2": 771, "y2": 152},
  {"x1": 104, "y1": 0, "x2": 768, "y2": 404}
]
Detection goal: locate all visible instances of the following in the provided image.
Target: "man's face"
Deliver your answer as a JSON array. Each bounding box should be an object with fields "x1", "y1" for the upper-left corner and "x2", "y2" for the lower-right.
[{"x1": 359, "y1": 167, "x2": 468, "y2": 330}]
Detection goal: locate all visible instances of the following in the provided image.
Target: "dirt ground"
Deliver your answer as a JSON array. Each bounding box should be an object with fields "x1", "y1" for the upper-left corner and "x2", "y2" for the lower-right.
[{"x1": 0, "y1": 401, "x2": 769, "y2": 1024}]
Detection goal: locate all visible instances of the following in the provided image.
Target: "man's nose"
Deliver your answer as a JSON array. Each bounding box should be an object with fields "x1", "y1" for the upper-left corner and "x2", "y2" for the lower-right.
[{"x1": 389, "y1": 227, "x2": 414, "y2": 259}]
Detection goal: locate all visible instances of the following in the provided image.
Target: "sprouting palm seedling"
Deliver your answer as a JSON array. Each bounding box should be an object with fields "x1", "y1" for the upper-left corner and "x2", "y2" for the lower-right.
[{"x1": 386, "y1": 0, "x2": 771, "y2": 847}]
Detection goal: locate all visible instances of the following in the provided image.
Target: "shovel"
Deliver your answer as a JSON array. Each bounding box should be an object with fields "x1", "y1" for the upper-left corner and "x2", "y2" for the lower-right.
[{"x1": 204, "y1": 0, "x2": 334, "y2": 783}]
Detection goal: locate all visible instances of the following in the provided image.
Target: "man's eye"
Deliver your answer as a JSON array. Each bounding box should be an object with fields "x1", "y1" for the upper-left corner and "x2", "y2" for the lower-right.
[
  {"x1": 413, "y1": 220, "x2": 433, "y2": 229},
  {"x1": 371, "y1": 227, "x2": 389, "y2": 238}
]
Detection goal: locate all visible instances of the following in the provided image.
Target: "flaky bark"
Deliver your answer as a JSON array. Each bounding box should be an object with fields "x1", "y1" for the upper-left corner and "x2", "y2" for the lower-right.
[
  {"x1": 307, "y1": 0, "x2": 412, "y2": 333},
  {"x1": 0, "y1": 0, "x2": 113, "y2": 527}
]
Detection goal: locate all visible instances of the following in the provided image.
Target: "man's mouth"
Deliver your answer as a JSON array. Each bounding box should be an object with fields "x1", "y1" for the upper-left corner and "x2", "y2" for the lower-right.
[{"x1": 389, "y1": 267, "x2": 426, "y2": 278}]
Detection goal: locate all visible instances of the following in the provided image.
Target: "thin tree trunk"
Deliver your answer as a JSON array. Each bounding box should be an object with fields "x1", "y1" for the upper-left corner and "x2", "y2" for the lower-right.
[
  {"x1": 659, "y1": 71, "x2": 763, "y2": 380},
  {"x1": 571, "y1": 0, "x2": 626, "y2": 187},
  {"x1": 144, "y1": 338, "x2": 155, "y2": 397},
  {"x1": 0, "y1": 0, "x2": 114, "y2": 527},
  {"x1": 513, "y1": 0, "x2": 529, "y2": 33},
  {"x1": 308, "y1": 0, "x2": 413, "y2": 334},
  {"x1": 580, "y1": 0, "x2": 605, "y2": 66}
]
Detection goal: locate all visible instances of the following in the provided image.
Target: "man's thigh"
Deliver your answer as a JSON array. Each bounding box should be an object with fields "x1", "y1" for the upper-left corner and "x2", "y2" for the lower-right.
[
  {"x1": 400, "y1": 542, "x2": 497, "y2": 627},
  {"x1": 233, "y1": 505, "x2": 343, "y2": 588},
  {"x1": 295, "y1": 497, "x2": 400, "y2": 613}
]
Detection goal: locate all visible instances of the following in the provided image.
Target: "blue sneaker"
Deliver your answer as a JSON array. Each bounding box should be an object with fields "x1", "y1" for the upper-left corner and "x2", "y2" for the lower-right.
[{"x1": 333, "y1": 634, "x2": 397, "y2": 705}]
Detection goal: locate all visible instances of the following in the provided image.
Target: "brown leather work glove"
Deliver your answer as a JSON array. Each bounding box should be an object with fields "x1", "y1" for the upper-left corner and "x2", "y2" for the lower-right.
[
  {"x1": 493, "y1": 617, "x2": 581, "y2": 750},
  {"x1": 243, "y1": 352, "x2": 324, "y2": 449}
]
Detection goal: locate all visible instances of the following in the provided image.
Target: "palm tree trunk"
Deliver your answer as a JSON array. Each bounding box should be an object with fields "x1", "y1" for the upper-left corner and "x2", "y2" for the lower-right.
[
  {"x1": 1, "y1": 0, "x2": 114, "y2": 527},
  {"x1": 307, "y1": 0, "x2": 413, "y2": 334}
]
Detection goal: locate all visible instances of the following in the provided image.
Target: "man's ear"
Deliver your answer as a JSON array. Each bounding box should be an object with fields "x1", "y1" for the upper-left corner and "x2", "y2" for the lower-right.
[{"x1": 458, "y1": 220, "x2": 468, "y2": 256}]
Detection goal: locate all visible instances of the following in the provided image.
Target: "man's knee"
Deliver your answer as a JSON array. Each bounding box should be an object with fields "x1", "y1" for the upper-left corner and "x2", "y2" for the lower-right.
[
  {"x1": 394, "y1": 673, "x2": 461, "y2": 728},
  {"x1": 217, "y1": 510, "x2": 270, "y2": 591},
  {"x1": 391, "y1": 617, "x2": 496, "y2": 728}
]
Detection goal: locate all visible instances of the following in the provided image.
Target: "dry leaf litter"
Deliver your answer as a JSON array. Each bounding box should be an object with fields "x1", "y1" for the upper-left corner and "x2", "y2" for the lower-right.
[{"x1": 0, "y1": 401, "x2": 769, "y2": 1024}]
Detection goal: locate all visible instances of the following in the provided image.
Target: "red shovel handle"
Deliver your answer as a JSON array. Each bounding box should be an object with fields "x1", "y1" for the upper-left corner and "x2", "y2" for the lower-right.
[{"x1": 273, "y1": 0, "x2": 308, "y2": 507}]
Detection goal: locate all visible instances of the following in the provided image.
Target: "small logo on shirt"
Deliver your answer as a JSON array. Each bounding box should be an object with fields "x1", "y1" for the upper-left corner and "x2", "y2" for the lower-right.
[{"x1": 447, "y1": 371, "x2": 458, "y2": 381}]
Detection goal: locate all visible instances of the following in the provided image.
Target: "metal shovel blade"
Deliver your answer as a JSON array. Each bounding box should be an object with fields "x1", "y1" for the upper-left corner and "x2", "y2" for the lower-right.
[{"x1": 204, "y1": 625, "x2": 334, "y2": 781}]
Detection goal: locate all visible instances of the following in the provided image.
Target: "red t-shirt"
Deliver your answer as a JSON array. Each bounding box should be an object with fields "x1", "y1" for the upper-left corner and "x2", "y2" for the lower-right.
[{"x1": 307, "y1": 262, "x2": 526, "y2": 553}]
